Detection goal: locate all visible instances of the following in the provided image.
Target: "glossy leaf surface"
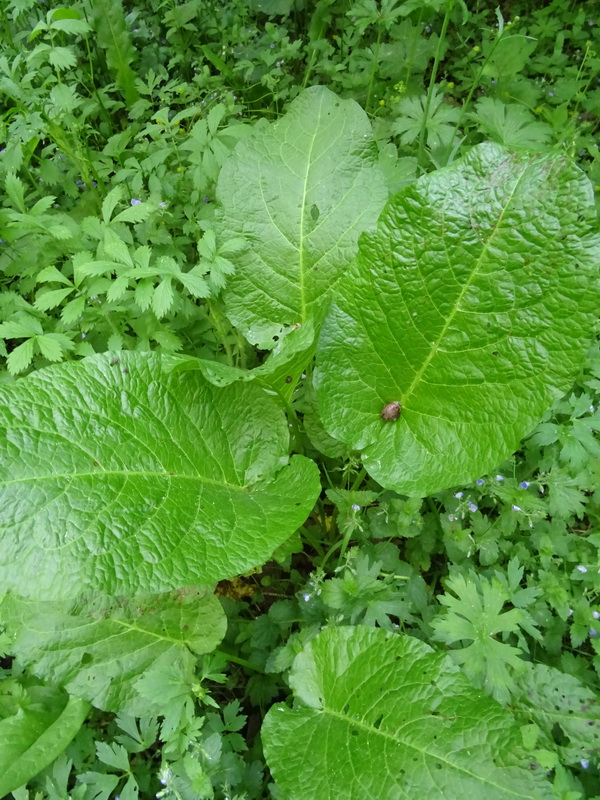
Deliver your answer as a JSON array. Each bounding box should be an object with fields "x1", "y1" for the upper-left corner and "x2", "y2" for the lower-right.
[
  {"x1": 262, "y1": 626, "x2": 552, "y2": 799},
  {"x1": 0, "y1": 352, "x2": 320, "y2": 599},
  {"x1": 315, "y1": 144, "x2": 599, "y2": 495},
  {"x1": 217, "y1": 85, "x2": 387, "y2": 348}
]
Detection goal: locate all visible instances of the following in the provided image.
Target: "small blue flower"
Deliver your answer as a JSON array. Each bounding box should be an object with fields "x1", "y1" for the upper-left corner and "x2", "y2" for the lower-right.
[
  {"x1": 496, "y1": 474, "x2": 504, "y2": 481},
  {"x1": 270, "y1": 43, "x2": 275, "y2": 48},
  {"x1": 593, "y1": 610, "x2": 599, "y2": 619},
  {"x1": 577, "y1": 565, "x2": 588, "y2": 573},
  {"x1": 549, "y1": 90, "x2": 555, "y2": 96},
  {"x1": 581, "y1": 759, "x2": 589, "y2": 769},
  {"x1": 512, "y1": 505, "x2": 521, "y2": 512},
  {"x1": 130, "y1": 198, "x2": 141, "y2": 206},
  {"x1": 519, "y1": 481, "x2": 529, "y2": 489},
  {"x1": 590, "y1": 629, "x2": 598, "y2": 637},
  {"x1": 75, "y1": 180, "x2": 85, "y2": 187},
  {"x1": 351, "y1": 504, "x2": 360, "y2": 512},
  {"x1": 475, "y1": 478, "x2": 484, "y2": 486},
  {"x1": 468, "y1": 502, "x2": 478, "y2": 513},
  {"x1": 159, "y1": 201, "x2": 168, "y2": 208},
  {"x1": 454, "y1": 491, "x2": 463, "y2": 499}
]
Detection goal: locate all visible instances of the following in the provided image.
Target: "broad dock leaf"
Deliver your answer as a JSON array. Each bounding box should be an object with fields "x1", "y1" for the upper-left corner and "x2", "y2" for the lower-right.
[
  {"x1": 1, "y1": 588, "x2": 226, "y2": 712},
  {"x1": 217, "y1": 85, "x2": 387, "y2": 348},
  {"x1": 0, "y1": 352, "x2": 320, "y2": 599},
  {"x1": 315, "y1": 144, "x2": 600, "y2": 495},
  {"x1": 263, "y1": 626, "x2": 552, "y2": 799}
]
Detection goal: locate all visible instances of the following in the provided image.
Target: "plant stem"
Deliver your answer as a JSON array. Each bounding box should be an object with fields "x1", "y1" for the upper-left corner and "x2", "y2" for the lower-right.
[
  {"x1": 417, "y1": 1, "x2": 453, "y2": 170},
  {"x1": 365, "y1": 25, "x2": 382, "y2": 115},
  {"x1": 208, "y1": 301, "x2": 234, "y2": 366},
  {"x1": 215, "y1": 649, "x2": 266, "y2": 673},
  {"x1": 447, "y1": 29, "x2": 521, "y2": 157}
]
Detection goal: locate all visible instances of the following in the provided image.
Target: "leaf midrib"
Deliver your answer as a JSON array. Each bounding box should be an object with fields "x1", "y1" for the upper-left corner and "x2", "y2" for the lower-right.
[
  {"x1": 322, "y1": 705, "x2": 538, "y2": 798},
  {"x1": 401, "y1": 161, "x2": 529, "y2": 407},
  {"x1": 297, "y1": 102, "x2": 321, "y2": 323},
  {"x1": 0, "y1": 470, "x2": 247, "y2": 492}
]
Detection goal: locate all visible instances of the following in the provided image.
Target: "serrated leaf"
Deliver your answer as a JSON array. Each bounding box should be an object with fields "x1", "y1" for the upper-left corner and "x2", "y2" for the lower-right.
[
  {"x1": 217, "y1": 85, "x2": 387, "y2": 348},
  {"x1": 61, "y1": 297, "x2": 85, "y2": 325},
  {"x1": 112, "y1": 203, "x2": 153, "y2": 224},
  {"x1": 76, "y1": 259, "x2": 124, "y2": 279},
  {"x1": 49, "y1": 83, "x2": 79, "y2": 113},
  {"x1": 107, "y1": 333, "x2": 123, "y2": 351},
  {"x1": 0, "y1": 352, "x2": 320, "y2": 599},
  {"x1": 0, "y1": 686, "x2": 89, "y2": 798},
  {"x1": 432, "y1": 572, "x2": 528, "y2": 702},
  {"x1": 135, "y1": 279, "x2": 154, "y2": 312},
  {"x1": 315, "y1": 143, "x2": 600, "y2": 496},
  {"x1": 95, "y1": 741, "x2": 130, "y2": 771},
  {"x1": 474, "y1": 98, "x2": 553, "y2": 150},
  {"x1": 103, "y1": 228, "x2": 133, "y2": 267},
  {"x1": 177, "y1": 271, "x2": 211, "y2": 298},
  {"x1": 49, "y1": 18, "x2": 91, "y2": 35},
  {"x1": 262, "y1": 626, "x2": 552, "y2": 799},
  {"x1": 6, "y1": 339, "x2": 35, "y2": 374},
  {"x1": 152, "y1": 277, "x2": 174, "y2": 318},
  {"x1": 392, "y1": 88, "x2": 460, "y2": 148},
  {"x1": 106, "y1": 275, "x2": 130, "y2": 303},
  {"x1": 1, "y1": 589, "x2": 226, "y2": 713},
  {"x1": 36, "y1": 333, "x2": 68, "y2": 362},
  {"x1": 34, "y1": 287, "x2": 74, "y2": 312},
  {"x1": 30, "y1": 195, "x2": 57, "y2": 216},
  {"x1": 5, "y1": 172, "x2": 26, "y2": 213},
  {"x1": 36, "y1": 266, "x2": 72, "y2": 286},
  {"x1": 0, "y1": 318, "x2": 43, "y2": 339},
  {"x1": 48, "y1": 46, "x2": 77, "y2": 71},
  {"x1": 152, "y1": 329, "x2": 182, "y2": 351},
  {"x1": 101, "y1": 185, "x2": 124, "y2": 224}
]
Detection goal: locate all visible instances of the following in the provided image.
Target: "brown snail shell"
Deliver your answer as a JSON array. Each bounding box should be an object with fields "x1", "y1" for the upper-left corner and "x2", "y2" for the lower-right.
[{"x1": 380, "y1": 401, "x2": 402, "y2": 421}]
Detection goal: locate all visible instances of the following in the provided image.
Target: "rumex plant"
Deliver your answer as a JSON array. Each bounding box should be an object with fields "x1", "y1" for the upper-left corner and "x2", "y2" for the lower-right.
[{"x1": 0, "y1": 82, "x2": 599, "y2": 799}]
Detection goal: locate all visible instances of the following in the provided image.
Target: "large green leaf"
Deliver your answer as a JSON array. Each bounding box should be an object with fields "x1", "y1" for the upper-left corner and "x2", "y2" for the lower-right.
[
  {"x1": 513, "y1": 664, "x2": 600, "y2": 766},
  {"x1": 1, "y1": 588, "x2": 226, "y2": 712},
  {"x1": 262, "y1": 626, "x2": 552, "y2": 800},
  {"x1": 315, "y1": 143, "x2": 599, "y2": 495},
  {"x1": 217, "y1": 85, "x2": 387, "y2": 348},
  {"x1": 0, "y1": 352, "x2": 320, "y2": 599},
  {"x1": 0, "y1": 684, "x2": 89, "y2": 797}
]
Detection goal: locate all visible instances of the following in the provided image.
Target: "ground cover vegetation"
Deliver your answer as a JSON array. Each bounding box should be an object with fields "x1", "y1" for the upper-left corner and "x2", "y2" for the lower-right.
[{"x1": 0, "y1": 0, "x2": 600, "y2": 797}]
